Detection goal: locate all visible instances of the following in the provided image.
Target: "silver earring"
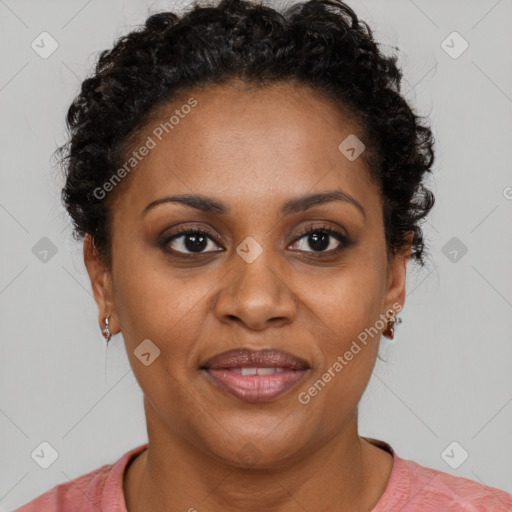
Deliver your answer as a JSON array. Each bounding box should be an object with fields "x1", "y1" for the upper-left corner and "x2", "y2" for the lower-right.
[{"x1": 102, "y1": 315, "x2": 112, "y2": 344}]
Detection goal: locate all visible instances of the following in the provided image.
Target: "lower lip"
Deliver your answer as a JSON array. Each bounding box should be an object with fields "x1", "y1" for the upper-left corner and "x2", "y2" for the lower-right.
[{"x1": 203, "y1": 368, "x2": 308, "y2": 402}]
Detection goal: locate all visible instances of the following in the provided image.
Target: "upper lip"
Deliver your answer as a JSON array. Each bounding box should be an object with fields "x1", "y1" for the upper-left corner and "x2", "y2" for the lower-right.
[{"x1": 201, "y1": 348, "x2": 310, "y2": 370}]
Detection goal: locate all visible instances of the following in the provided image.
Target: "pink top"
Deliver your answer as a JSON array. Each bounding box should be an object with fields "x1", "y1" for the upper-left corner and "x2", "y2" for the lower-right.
[{"x1": 13, "y1": 439, "x2": 512, "y2": 511}]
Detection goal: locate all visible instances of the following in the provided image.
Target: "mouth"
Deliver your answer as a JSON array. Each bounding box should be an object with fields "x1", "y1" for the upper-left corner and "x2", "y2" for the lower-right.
[{"x1": 200, "y1": 348, "x2": 310, "y2": 403}]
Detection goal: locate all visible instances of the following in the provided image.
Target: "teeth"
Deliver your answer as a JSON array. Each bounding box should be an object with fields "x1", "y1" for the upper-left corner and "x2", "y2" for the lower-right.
[
  {"x1": 232, "y1": 367, "x2": 288, "y2": 375},
  {"x1": 256, "y1": 367, "x2": 276, "y2": 375},
  {"x1": 240, "y1": 367, "x2": 258, "y2": 376}
]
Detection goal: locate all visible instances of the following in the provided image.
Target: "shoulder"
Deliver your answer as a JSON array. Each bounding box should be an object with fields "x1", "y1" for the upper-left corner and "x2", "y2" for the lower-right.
[
  {"x1": 12, "y1": 464, "x2": 112, "y2": 512},
  {"x1": 404, "y1": 457, "x2": 512, "y2": 509},
  {"x1": 12, "y1": 444, "x2": 148, "y2": 512},
  {"x1": 365, "y1": 438, "x2": 512, "y2": 512},
  {"x1": 383, "y1": 453, "x2": 512, "y2": 511}
]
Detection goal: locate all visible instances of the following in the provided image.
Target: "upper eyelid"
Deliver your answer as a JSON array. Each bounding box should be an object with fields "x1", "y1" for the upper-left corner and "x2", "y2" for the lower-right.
[{"x1": 165, "y1": 225, "x2": 345, "y2": 241}]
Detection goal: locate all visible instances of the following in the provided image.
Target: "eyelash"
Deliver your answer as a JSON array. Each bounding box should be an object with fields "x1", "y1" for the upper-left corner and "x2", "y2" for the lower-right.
[{"x1": 160, "y1": 224, "x2": 351, "y2": 258}]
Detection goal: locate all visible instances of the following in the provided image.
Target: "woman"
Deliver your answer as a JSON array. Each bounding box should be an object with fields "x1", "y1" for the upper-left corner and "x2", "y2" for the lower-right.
[{"x1": 15, "y1": 0, "x2": 512, "y2": 510}]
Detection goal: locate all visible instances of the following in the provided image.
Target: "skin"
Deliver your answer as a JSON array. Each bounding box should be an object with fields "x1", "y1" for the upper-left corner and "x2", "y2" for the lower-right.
[{"x1": 84, "y1": 80, "x2": 412, "y2": 512}]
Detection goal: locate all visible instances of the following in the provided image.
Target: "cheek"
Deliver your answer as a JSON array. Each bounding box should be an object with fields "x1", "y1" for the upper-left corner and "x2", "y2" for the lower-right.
[
  {"x1": 307, "y1": 256, "x2": 386, "y2": 343},
  {"x1": 299, "y1": 258, "x2": 386, "y2": 401},
  {"x1": 111, "y1": 248, "x2": 188, "y2": 344},
  {"x1": 111, "y1": 262, "x2": 209, "y2": 414},
  {"x1": 111, "y1": 253, "x2": 225, "y2": 390}
]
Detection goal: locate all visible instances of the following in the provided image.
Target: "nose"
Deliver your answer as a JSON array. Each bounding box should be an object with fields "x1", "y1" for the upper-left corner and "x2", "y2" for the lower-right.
[{"x1": 213, "y1": 250, "x2": 297, "y2": 331}]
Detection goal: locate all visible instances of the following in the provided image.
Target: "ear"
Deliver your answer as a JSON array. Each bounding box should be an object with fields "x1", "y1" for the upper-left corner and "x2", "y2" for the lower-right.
[
  {"x1": 83, "y1": 234, "x2": 119, "y2": 336},
  {"x1": 383, "y1": 231, "x2": 413, "y2": 315}
]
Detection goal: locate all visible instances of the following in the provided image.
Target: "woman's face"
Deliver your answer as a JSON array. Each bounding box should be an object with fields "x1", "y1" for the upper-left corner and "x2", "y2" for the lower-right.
[{"x1": 86, "y1": 80, "x2": 409, "y2": 467}]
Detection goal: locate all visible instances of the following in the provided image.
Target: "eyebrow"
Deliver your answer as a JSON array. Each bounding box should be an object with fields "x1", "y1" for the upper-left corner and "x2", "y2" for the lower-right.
[{"x1": 141, "y1": 190, "x2": 366, "y2": 218}]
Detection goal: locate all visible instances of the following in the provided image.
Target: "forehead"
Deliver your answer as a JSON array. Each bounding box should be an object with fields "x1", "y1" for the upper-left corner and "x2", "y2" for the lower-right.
[{"x1": 113, "y1": 80, "x2": 379, "y2": 215}]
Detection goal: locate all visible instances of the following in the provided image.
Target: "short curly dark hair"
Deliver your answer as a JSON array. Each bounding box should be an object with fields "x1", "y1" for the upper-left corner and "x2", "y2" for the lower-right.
[{"x1": 56, "y1": 0, "x2": 435, "y2": 269}]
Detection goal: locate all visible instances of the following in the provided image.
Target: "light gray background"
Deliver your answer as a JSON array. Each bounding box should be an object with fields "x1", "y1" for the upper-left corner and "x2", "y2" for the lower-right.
[{"x1": 1, "y1": 0, "x2": 511, "y2": 509}]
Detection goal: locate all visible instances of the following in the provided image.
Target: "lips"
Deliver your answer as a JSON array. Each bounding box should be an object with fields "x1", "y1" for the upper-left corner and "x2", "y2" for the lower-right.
[
  {"x1": 201, "y1": 348, "x2": 310, "y2": 403},
  {"x1": 202, "y1": 348, "x2": 309, "y2": 370}
]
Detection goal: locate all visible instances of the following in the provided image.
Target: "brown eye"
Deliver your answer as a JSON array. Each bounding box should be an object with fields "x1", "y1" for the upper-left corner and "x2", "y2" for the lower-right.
[
  {"x1": 161, "y1": 229, "x2": 224, "y2": 255},
  {"x1": 290, "y1": 225, "x2": 350, "y2": 254}
]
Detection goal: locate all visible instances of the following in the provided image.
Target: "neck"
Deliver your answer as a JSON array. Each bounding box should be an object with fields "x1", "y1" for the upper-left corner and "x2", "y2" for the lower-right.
[{"x1": 124, "y1": 405, "x2": 393, "y2": 512}]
